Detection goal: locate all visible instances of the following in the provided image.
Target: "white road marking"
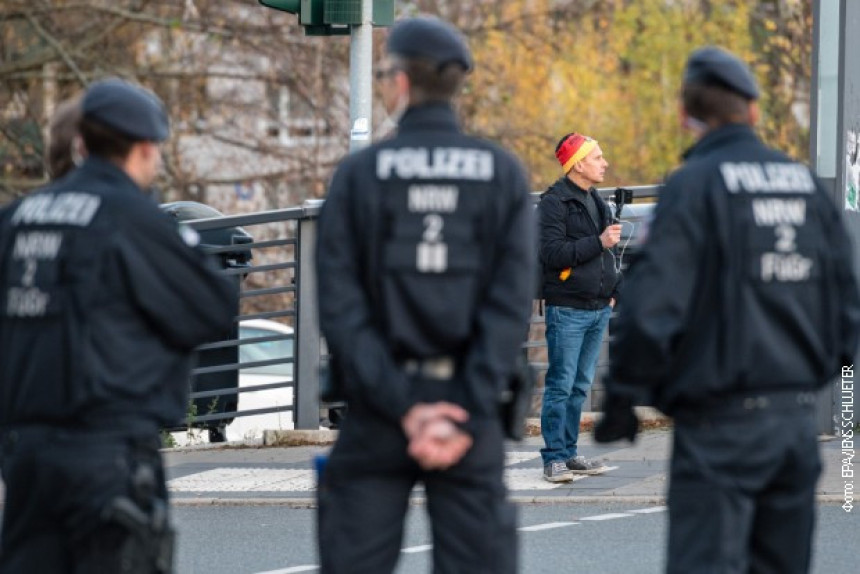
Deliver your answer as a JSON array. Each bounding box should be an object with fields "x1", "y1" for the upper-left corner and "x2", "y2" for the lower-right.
[
  {"x1": 401, "y1": 544, "x2": 433, "y2": 554},
  {"x1": 519, "y1": 521, "x2": 580, "y2": 531},
  {"x1": 253, "y1": 504, "x2": 660, "y2": 573},
  {"x1": 579, "y1": 513, "x2": 634, "y2": 521},
  {"x1": 254, "y1": 565, "x2": 318, "y2": 573},
  {"x1": 628, "y1": 506, "x2": 667, "y2": 514}
]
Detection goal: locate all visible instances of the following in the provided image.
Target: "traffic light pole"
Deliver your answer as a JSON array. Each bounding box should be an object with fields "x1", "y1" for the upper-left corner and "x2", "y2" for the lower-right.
[
  {"x1": 812, "y1": 0, "x2": 860, "y2": 435},
  {"x1": 348, "y1": 0, "x2": 374, "y2": 152}
]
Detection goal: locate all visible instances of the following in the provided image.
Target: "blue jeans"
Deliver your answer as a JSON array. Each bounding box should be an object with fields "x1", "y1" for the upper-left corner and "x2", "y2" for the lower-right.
[{"x1": 540, "y1": 304, "x2": 612, "y2": 465}]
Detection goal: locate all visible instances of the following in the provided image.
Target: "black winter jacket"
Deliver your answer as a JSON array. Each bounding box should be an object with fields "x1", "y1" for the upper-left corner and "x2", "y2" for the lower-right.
[
  {"x1": 0, "y1": 157, "x2": 238, "y2": 433},
  {"x1": 538, "y1": 177, "x2": 620, "y2": 309},
  {"x1": 316, "y1": 103, "x2": 536, "y2": 424},
  {"x1": 608, "y1": 124, "x2": 860, "y2": 415}
]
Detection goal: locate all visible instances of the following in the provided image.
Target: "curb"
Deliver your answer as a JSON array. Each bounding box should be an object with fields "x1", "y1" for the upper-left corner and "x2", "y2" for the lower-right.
[
  {"x1": 170, "y1": 497, "x2": 319, "y2": 508},
  {"x1": 262, "y1": 429, "x2": 337, "y2": 447},
  {"x1": 166, "y1": 494, "x2": 848, "y2": 508},
  {"x1": 162, "y1": 409, "x2": 672, "y2": 451}
]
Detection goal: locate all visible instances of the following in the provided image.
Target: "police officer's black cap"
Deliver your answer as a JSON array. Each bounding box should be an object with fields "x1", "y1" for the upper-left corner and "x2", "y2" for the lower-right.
[
  {"x1": 386, "y1": 16, "x2": 473, "y2": 71},
  {"x1": 82, "y1": 78, "x2": 170, "y2": 142},
  {"x1": 683, "y1": 46, "x2": 760, "y2": 100}
]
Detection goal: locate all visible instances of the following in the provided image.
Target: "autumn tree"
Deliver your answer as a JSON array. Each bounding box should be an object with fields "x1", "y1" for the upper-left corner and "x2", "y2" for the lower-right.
[
  {"x1": 1, "y1": 0, "x2": 814, "y2": 205},
  {"x1": 0, "y1": 0, "x2": 354, "y2": 206},
  {"x1": 750, "y1": 0, "x2": 812, "y2": 161},
  {"x1": 448, "y1": 0, "x2": 812, "y2": 189}
]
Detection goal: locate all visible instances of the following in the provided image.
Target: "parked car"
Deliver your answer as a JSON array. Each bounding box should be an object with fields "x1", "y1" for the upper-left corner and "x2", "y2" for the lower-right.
[
  {"x1": 224, "y1": 318, "x2": 295, "y2": 441},
  {"x1": 161, "y1": 200, "x2": 253, "y2": 442},
  {"x1": 612, "y1": 200, "x2": 655, "y2": 272}
]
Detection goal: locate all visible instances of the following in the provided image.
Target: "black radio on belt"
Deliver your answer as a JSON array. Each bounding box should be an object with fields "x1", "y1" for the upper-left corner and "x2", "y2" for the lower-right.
[{"x1": 613, "y1": 187, "x2": 633, "y2": 223}]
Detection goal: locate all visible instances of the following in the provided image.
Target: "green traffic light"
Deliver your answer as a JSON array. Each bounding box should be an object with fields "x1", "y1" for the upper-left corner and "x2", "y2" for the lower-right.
[{"x1": 258, "y1": 0, "x2": 301, "y2": 13}]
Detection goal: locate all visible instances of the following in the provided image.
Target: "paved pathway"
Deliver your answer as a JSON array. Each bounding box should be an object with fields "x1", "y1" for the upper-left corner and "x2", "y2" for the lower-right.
[{"x1": 162, "y1": 429, "x2": 850, "y2": 506}]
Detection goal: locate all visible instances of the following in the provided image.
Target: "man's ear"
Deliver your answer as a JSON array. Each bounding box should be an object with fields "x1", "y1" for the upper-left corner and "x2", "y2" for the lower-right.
[
  {"x1": 139, "y1": 141, "x2": 162, "y2": 164},
  {"x1": 129, "y1": 140, "x2": 152, "y2": 158},
  {"x1": 679, "y1": 105, "x2": 689, "y2": 131},
  {"x1": 123, "y1": 141, "x2": 159, "y2": 188},
  {"x1": 395, "y1": 70, "x2": 410, "y2": 100},
  {"x1": 748, "y1": 101, "x2": 760, "y2": 126},
  {"x1": 138, "y1": 141, "x2": 153, "y2": 158},
  {"x1": 680, "y1": 106, "x2": 709, "y2": 135},
  {"x1": 71, "y1": 135, "x2": 86, "y2": 166}
]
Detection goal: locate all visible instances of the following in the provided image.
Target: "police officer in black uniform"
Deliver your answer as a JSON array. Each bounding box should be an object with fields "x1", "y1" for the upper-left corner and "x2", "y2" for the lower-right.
[
  {"x1": 595, "y1": 47, "x2": 860, "y2": 573},
  {"x1": 316, "y1": 16, "x2": 535, "y2": 574},
  {"x1": 0, "y1": 78, "x2": 238, "y2": 573}
]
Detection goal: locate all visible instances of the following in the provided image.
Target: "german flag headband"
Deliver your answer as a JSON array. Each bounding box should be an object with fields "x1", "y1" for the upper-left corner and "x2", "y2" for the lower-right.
[{"x1": 556, "y1": 133, "x2": 597, "y2": 174}]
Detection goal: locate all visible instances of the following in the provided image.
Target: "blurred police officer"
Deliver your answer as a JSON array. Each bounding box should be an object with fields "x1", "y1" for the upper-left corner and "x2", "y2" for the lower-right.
[
  {"x1": 316, "y1": 16, "x2": 535, "y2": 574},
  {"x1": 0, "y1": 78, "x2": 238, "y2": 573},
  {"x1": 45, "y1": 93, "x2": 84, "y2": 180},
  {"x1": 595, "y1": 47, "x2": 860, "y2": 573}
]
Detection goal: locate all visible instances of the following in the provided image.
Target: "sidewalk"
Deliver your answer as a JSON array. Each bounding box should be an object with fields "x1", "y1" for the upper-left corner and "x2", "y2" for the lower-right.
[
  {"x1": 0, "y1": 419, "x2": 845, "y2": 507},
  {"x1": 161, "y1": 423, "x2": 849, "y2": 506}
]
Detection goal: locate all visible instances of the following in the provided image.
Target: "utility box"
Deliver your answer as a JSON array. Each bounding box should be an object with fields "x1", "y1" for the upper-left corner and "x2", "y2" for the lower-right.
[
  {"x1": 324, "y1": 0, "x2": 360, "y2": 25},
  {"x1": 323, "y1": 0, "x2": 394, "y2": 26},
  {"x1": 260, "y1": 0, "x2": 392, "y2": 34}
]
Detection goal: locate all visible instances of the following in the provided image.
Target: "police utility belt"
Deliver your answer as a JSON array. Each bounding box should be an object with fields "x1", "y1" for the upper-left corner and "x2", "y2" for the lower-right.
[
  {"x1": 401, "y1": 356, "x2": 456, "y2": 381},
  {"x1": 676, "y1": 389, "x2": 816, "y2": 421},
  {"x1": 319, "y1": 356, "x2": 458, "y2": 405}
]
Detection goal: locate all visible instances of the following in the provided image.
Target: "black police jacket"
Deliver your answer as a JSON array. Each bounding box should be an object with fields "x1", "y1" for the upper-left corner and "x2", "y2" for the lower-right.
[
  {"x1": 316, "y1": 103, "x2": 536, "y2": 424},
  {"x1": 608, "y1": 124, "x2": 860, "y2": 414},
  {"x1": 538, "y1": 177, "x2": 620, "y2": 308},
  {"x1": 0, "y1": 157, "x2": 238, "y2": 433}
]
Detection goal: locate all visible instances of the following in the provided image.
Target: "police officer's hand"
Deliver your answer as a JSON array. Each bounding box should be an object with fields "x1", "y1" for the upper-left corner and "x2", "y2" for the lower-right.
[
  {"x1": 593, "y1": 394, "x2": 639, "y2": 443},
  {"x1": 408, "y1": 418, "x2": 474, "y2": 470},
  {"x1": 600, "y1": 224, "x2": 622, "y2": 249},
  {"x1": 402, "y1": 402, "x2": 473, "y2": 470},
  {"x1": 402, "y1": 402, "x2": 469, "y2": 440}
]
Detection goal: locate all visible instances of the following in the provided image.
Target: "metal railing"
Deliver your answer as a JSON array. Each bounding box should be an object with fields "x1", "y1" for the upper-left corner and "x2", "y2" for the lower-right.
[
  {"x1": 180, "y1": 186, "x2": 660, "y2": 432},
  {"x1": 179, "y1": 203, "x2": 322, "y2": 436}
]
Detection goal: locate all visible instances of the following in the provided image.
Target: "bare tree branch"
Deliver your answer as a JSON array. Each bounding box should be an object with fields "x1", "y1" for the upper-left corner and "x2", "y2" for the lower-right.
[{"x1": 23, "y1": 10, "x2": 87, "y2": 86}]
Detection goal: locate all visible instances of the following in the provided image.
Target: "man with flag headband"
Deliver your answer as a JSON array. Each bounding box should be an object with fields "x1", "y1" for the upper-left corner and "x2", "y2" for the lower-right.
[{"x1": 536, "y1": 131, "x2": 622, "y2": 482}]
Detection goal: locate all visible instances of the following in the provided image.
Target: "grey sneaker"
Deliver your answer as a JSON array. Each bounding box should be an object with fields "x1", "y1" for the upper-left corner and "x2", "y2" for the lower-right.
[
  {"x1": 566, "y1": 456, "x2": 607, "y2": 475},
  {"x1": 543, "y1": 461, "x2": 574, "y2": 483}
]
